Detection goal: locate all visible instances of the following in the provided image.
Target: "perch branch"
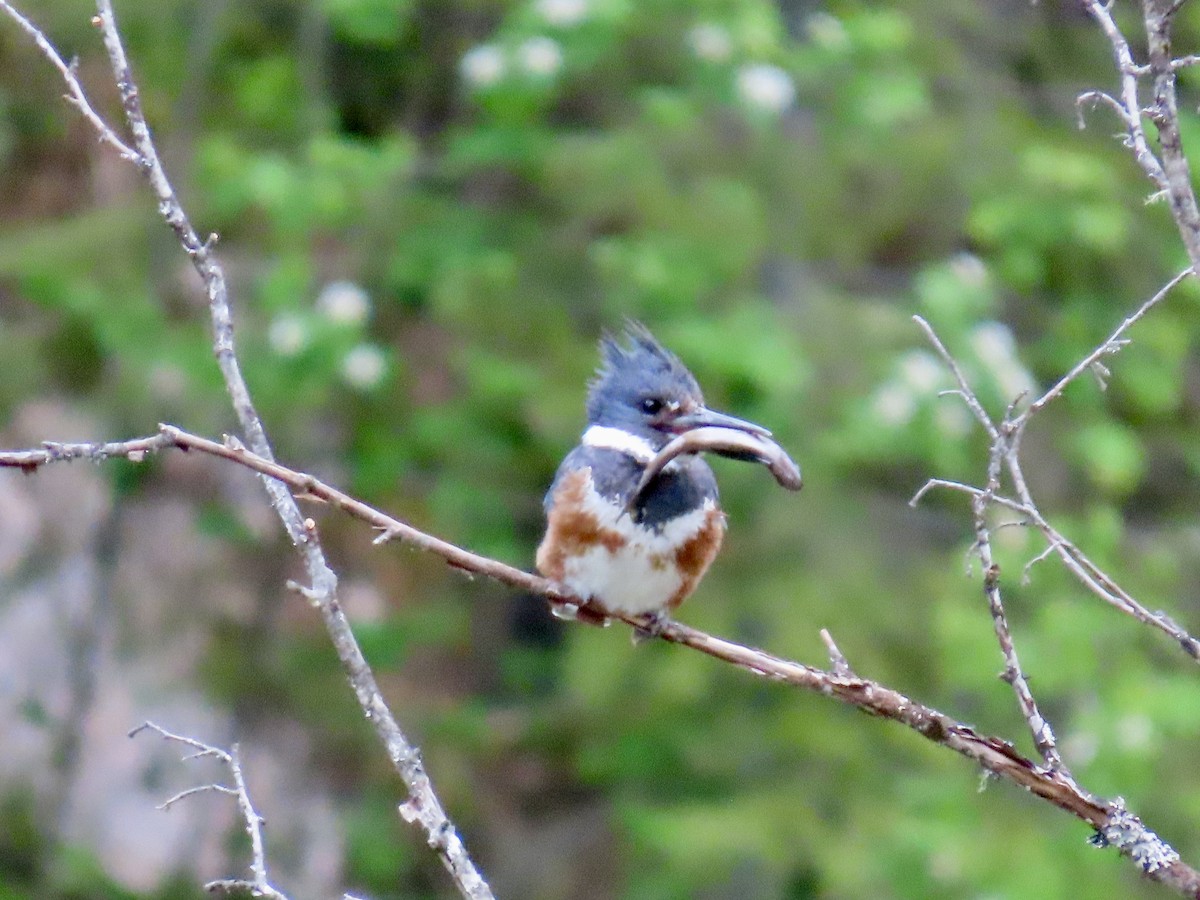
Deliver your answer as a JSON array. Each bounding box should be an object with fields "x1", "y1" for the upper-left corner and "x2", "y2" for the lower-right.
[{"x1": 5, "y1": 424, "x2": 1200, "y2": 895}]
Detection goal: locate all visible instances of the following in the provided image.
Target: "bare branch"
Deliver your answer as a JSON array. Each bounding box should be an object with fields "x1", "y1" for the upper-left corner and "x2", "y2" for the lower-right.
[
  {"x1": 1078, "y1": 0, "x2": 1173, "y2": 196},
  {"x1": 129, "y1": 723, "x2": 288, "y2": 900},
  {"x1": 976, "y1": 522, "x2": 1064, "y2": 770},
  {"x1": 1080, "y1": 0, "x2": 1200, "y2": 267},
  {"x1": 820, "y1": 628, "x2": 854, "y2": 678},
  {"x1": 1140, "y1": 0, "x2": 1200, "y2": 269},
  {"x1": 0, "y1": 434, "x2": 171, "y2": 470},
  {"x1": 0, "y1": 0, "x2": 137, "y2": 160},
  {"x1": 912, "y1": 315, "x2": 999, "y2": 440},
  {"x1": 1075, "y1": 88, "x2": 1129, "y2": 128},
  {"x1": 1026, "y1": 267, "x2": 1192, "y2": 414}
]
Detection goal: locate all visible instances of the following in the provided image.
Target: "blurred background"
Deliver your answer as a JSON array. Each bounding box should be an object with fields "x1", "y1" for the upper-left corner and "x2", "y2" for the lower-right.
[{"x1": 3, "y1": 0, "x2": 1200, "y2": 897}]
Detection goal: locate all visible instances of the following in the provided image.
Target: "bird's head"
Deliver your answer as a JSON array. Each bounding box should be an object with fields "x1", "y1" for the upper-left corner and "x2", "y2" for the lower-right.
[{"x1": 586, "y1": 323, "x2": 770, "y2": 452}]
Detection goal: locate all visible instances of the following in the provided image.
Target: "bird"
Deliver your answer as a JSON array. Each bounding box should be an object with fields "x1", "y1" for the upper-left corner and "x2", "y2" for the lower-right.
[{"x1": 536, "y1": 323, "x2": 781, "y2": 633}]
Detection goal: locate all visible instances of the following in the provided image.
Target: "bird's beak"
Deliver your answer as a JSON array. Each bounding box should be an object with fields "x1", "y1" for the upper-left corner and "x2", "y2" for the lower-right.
[{"x1": 672, "y1": 406, "x2": 773, "y2": 438}]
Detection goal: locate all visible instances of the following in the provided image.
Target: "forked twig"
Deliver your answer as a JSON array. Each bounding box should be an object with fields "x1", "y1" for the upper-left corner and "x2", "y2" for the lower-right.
[{"x1": 129, "y1": 722, "x2": 288, "y2": 900}]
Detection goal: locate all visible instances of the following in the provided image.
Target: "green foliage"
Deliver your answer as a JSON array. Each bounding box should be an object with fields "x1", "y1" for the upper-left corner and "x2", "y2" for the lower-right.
[{"x1": 4, "y1": 0, "x2": 1200, "y2": 897}]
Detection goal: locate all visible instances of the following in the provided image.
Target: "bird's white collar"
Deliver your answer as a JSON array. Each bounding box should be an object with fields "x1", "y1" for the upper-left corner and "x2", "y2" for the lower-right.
[{"x1": 581, "y1": 425, "x2": 657, "y2": 464}]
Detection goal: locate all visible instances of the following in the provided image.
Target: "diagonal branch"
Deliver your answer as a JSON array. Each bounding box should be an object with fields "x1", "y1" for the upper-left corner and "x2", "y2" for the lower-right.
[
  {"x1": 913, "y1": 319, "x2": 1065, "y2": 770},
  {"x1": 0, "y1": 0, "x2": 137, "y2": 161},
  {"x1": 1140, "y1": 0, "x2": 1200, "y2": 268},
  {"x1": 1077, "y1": 0, "x2": 1171, "y2": 196},
  {"x1": 1026, "y1": 267, "x2": 1192, "y2": 415},
  {"x1": 1079, "y1": 0, "x2": 1200, "y2": 267},
  {"x1": 4, "y1": 424, "x2": 1200, "y2": 895}
]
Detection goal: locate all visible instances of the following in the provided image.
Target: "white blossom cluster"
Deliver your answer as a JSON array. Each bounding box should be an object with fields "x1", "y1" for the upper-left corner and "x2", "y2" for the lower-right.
[
  {"x1": 267, "y1": 279, "x2": 388, "y2": 390},
  {"x1": 459, "y1": 3, "x2": 804, "y2": 117}
]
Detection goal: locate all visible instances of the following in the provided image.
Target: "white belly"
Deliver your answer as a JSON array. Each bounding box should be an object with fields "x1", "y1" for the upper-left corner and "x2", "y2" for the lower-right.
[{"x1": 560, "y1": 495, "x2": 716, "y2": 615}]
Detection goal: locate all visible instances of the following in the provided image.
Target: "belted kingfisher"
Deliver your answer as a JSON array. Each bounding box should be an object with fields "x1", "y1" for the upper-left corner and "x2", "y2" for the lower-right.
[{"x1": 537, "y1": 323, "x2": 784, "y2": 628}]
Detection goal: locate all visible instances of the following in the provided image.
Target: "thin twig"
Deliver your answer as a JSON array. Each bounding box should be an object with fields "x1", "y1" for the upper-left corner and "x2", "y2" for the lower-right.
[
  {"x1": 911, "y1": 316, "x2": 1066, "y2": 768},
  {"x1": 912, "y1": 315, "x2": 999, "y2": 440},
  {"x1": 1140, "y1": 0, "x2": 1200, "y2": 270},
  {"x1": 913, "y1": 471, "x2": 1200, "y2": 660},
  {"x1": 1077, "y1": 0, "x2": 1172, "y2": 195},
  {"x1": 975, "y1": 512, "x2": 1064, "y2": 770},
  {"x1": 129, "y1": 722, "x2": 288, "y2": 900},
  {"x1": 0, "y1": 0, "x2": 137, "y2": 160},
  {"x1": 1026, "y1": 268, "x2": 1192, "y2": 415},
  {"x1": 1079, "y1": 0, "x2": 1200, "y2": 267},
  {"x1": 820, "y1": 629, "x2": 854, "y2": 678}
]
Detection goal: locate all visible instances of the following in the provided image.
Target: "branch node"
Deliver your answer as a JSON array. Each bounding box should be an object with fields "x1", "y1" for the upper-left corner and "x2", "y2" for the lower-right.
[
  {"x1": 372, "y1": 525, "x2": 399, "y2": 545},
  {"x1": 285, "y1": 579, "x2": 324, "y2": 606},
  {"x1": 820, "y1": 628, "x2": 855, "y2": 678}
]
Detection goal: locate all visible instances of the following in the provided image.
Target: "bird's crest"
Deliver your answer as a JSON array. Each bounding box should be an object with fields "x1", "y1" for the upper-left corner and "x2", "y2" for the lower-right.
[{"x1": 586, "y1": 322, "x2": 701, "y2": 423}]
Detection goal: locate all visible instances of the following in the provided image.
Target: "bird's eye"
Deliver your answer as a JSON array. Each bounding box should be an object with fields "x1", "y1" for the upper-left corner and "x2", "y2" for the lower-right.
[{"x1": 640, "y1": 397, "x2": 665, "y2": 415}]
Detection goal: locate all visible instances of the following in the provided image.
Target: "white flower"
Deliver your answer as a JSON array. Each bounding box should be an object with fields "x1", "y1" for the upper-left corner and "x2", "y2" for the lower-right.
[
  {"x1": 971, "y1": 321, "x2": 1038, "y2": 400},
  {"x1": 934, "y1": 402, "x2": 973, "y2": 438},
  {"x1": 268, "y1": 314, "x2": 309, "y2": 357},
  {"x1": 970, "y1": 321, "x2": 1017, "y2": 367},
  {"x1": 688, "y1": 23, "x2": 732, "y2": 62},
  {"x1": 341, "y1": 344, "x2": 388, "y2": 390},
  {"x1": 148, "y1": 362, "x2": 187, "y2": 401},
  {"x1": 736, "y1": 62, "x2": 795, "y2": 113},
  {"x1": 460, "y1": 44, "x2": 506, "y2": 87},
  {"x1": 898, "y1": 350, "x2": 943, "y2": 394},
  {"x1": 949, "y1": 251, "x2": 988, "y2": 288},
  {"x1": 807, "y1": 13, "x2": 848, "y2": 51},
  {"x1": 1116, "y1": 714, "x2": 1154, "y2": 752},
  {"x1": 536, "y1": 0, "x2": 589, "y2": 27},
  {"x1": 317, "y1": 280, "x2": 371, "y2": 326},
  {"x1": 873, "y1": 382, "x2": 916, "y2": 427},
  {"x1": 1063, "y1": 730, "x2": 1099, "y2": 767},
  {"x1": 518, "y1": 36, "x2": 563, "y2": 76}
]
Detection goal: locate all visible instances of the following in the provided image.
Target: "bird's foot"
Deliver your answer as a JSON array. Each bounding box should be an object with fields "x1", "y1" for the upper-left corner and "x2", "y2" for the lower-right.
[{"x1": 631, "y1": 611, "x2": 671, "y2": 644}]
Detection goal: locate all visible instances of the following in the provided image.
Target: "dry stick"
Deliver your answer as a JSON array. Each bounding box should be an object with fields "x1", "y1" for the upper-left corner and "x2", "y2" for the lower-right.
[
  {"x1": 1076, "y1": 0, "x2": 1170, "y2": 195},
  {"x1": 92, "y1": 0, "x2": 492, "y2": 891},
  {"x1": 1079, "y1": 0, "x2": 1200, "y2": 267},
  {"x1": 0, "y1": 3, "x2": 493, "y2": 896},
  {"x1": 0, "y1": 0, "x2": 137, "y2": 162},
  {"x1": 972, "y1": 485, "x2": 1064, "y2": 771},
  {"x1": 1010, "y1": 266, "x2": 1200, "y2": 659},
  {"x1": 917, "y1": 274, "x2": 1200, "y2": 653},
  {"x1": 1141, "y1": 0, "x2": 1200, "y2": 267},
  {"x1": 4, "y1": 2, "x2": 1199, "y2": 896},
  {"x1": 5, "y1": 425, "x2": 1200, "y2": 894},
  {"x1": 913, "y1": 316, "x2": 1064, "y2": 768},
  {"x1": 1025, "y1": 268, "x2": 1192, "y2": 416},
  {"x1": 129, "y1": 722, "x2": 288, "y2": 900},
  {"x1": 1069, "y1": 0, "x2": 1200, "y2": 657},
  {"x1": 911, "y1": 476, "x2": 1200, "y2": 659}
]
